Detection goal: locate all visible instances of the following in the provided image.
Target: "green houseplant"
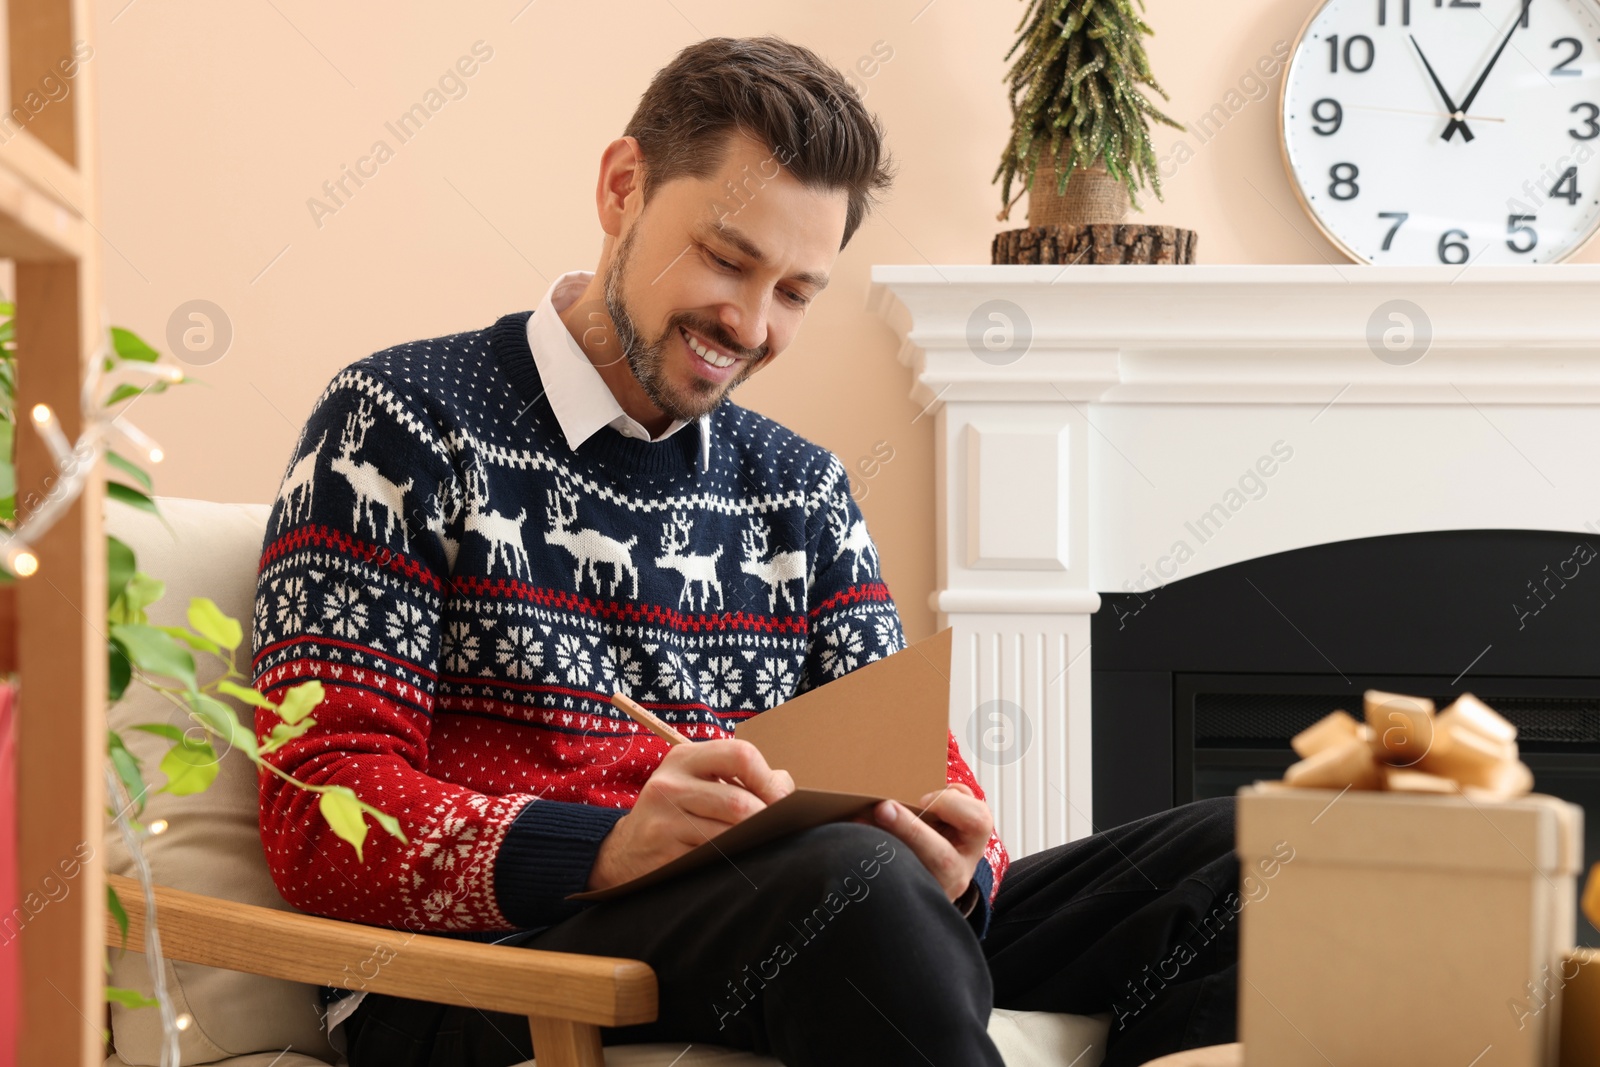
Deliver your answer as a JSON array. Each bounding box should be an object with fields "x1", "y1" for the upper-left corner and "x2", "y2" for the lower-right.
[{"x1": 0, "y1": 303, "x2": 402, "y2": 1037}]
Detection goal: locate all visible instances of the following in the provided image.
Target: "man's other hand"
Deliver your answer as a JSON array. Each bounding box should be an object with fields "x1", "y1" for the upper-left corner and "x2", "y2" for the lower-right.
[
  {"x1": 870, "y1": 782, "x2": 993, "y2": 903},
  {"x1": 585, "y1": 738, "x2": 794, "y2": 892}
]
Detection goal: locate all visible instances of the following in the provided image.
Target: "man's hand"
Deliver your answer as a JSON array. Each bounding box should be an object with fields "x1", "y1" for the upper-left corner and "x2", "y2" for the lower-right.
[
  {"x1": 870, "y1": 782, "x2": 993, "y2": 903},
  {"x1": 586, "y1": 739, "x2": 794, "y2": 892}
]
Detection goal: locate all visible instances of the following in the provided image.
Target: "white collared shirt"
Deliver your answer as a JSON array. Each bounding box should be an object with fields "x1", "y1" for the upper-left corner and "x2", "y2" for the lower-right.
[{"x1": 525, "y1": 270, "x2": 712, "y2": 472}]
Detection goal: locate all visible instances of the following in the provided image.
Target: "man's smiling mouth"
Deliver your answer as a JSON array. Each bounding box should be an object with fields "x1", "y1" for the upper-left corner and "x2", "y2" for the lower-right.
[{"x1": 680, "y1": 325, "x2": 740, "y2": 369}]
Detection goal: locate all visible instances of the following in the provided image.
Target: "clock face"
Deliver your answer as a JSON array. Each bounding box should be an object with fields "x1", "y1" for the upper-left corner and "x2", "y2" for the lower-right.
[{"x1": 1281, "y1": 0, "x2": 1600, "y2": 263}]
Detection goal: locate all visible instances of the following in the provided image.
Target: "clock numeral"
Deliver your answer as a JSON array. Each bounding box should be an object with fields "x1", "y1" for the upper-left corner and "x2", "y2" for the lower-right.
[
  {"x1": 1329, "y1": 163, "x2": 1361, "y2": 200},
  {"x1": 1506, "y1": 214, "x2": 1539, "y2": 254},
  {"x1": 1378, "y1": 0, "x2": 1411, "y2": 25},
  {"x1": 1328, "y1": 34, "x2": 1376, "y2": 73},
  {"x1": 1438, "y1": 230, "x2": 1470, "y2": 265},
  {"x1": 1552, "y1": 38, "x2": 1583, "y2": 76},
  {"x1": 1311, "y1": 98, "x2": 1344, "y2": 135},
  {"x1": 1378, "y1": 212, "x2": 1409, "y2": 251},
  {"x1": 1437, "y1": 0, "x2": 1530, "y2": 23},
  {"x1": 1571, "y1": 103, "x2": 1600, "y2": 140},
  {"x1": 1550, "y1": 166, "x2": 1581, "y2": 205}
]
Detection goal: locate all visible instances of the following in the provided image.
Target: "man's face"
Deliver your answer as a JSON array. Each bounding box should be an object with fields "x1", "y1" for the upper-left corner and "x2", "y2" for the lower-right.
[{"x1": 597, "y1": 130, "x2": 849, "y2": 423}]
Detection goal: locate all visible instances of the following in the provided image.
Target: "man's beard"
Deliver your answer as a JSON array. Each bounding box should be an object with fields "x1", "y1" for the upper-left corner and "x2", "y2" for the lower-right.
[{"x1": 602, "y1": 223, "x2": 759, "y2": 424}]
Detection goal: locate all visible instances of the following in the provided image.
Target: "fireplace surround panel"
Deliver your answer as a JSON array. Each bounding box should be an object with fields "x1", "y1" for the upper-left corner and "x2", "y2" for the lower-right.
[{"x1": 870, "y1": 265, "x2": 1600, "y2": 891}]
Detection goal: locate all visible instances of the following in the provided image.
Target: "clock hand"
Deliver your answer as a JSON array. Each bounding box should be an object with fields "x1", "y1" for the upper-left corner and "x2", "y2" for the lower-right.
[
  {"x1": 1446, "y1": 0, "x2": 1534, "y2": 140},
  {"x1": 1410, "y1": 35, "x2": 1475, "y2": 142},
  {"x1": 1348, "y1": 103, "x2": 1505, "y2": 122}
]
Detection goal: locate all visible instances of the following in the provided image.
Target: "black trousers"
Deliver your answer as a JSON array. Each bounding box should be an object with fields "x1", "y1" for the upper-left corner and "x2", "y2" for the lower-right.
[{"x1": 343, "y1": 796, "x2": 1239, "y2": 1067}]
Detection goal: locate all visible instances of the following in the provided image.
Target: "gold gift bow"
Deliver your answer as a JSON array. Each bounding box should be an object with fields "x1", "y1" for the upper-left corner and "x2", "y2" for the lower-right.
[
  {"x1": 1278, "y1": 690, "x2": 1533, "y2": 800},
  {"x1": 1276, "y1": 692, "x2": 1600, "y2": 934}
]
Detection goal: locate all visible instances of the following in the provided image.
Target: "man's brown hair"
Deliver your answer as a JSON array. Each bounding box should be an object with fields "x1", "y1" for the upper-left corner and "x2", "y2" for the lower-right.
[{"x1": 623, "y1": 36, "x2": 895, "y2": 250}]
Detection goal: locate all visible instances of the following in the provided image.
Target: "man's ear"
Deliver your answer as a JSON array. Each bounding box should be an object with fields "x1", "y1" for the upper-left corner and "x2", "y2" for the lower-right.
[{"x1": 596, "y1": 136, "x2": 645, "y2": 237}]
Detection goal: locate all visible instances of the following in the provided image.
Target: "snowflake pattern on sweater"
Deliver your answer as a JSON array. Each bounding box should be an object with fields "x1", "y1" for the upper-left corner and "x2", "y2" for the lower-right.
[{"x1": 251, "y1": 311, "x2": 1009, "y2": 939}]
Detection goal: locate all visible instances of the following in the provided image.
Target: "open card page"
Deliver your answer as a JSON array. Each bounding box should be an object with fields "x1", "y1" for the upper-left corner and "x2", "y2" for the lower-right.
[{"x1": 566, "y1": 626, "x2": 954, "y2": 901}]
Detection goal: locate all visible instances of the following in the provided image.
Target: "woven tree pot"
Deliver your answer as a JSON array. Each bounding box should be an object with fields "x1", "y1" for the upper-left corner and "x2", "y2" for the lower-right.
[
  {"x1": 992, "y1": 148, "x2": 1198, "y2": 265},
  {"x1": 1027, "y1": 153, "x2": 1131, "y2": 230}
]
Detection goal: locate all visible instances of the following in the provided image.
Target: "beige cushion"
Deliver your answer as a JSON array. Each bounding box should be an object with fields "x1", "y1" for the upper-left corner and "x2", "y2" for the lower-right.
[
  {"x1": 101, "y1": 497, "x2": 1110, "y2": 1067},
  {"x1": 485, "y1": 1009, "x2": 1109, "y2": 1066},
  {"x1": 1134, "y1": 1045, "x2": 1241, "y2": 1067},
  {"x1": 103, "y1": 497, "x2": 338, "y2": 1065}
]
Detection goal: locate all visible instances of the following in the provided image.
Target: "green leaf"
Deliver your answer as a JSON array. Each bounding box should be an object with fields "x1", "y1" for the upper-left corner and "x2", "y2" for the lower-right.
[
  {"x1": 106, "y1": 535, "x2": 136, "y2": 611},
  {"x1": 107, "y1": 641, "x2": 131, "y2": 702},
  {"x1": 260, "y1": 717, "x2": 314, "y2": 753},
  {"x1": 111, "y1": 327, "x2": 160, "y2": 363},
  {"x1": 102, "y1": 382, "x2": 148, "y2": 407},
  {"x1": 105, "y1": 449, "x2": 153, "y2": 492},
  {"x1": 188, "y1": 597, "x2": 242, "y2": 651},
  {"x1": 365, "y1": 803, "x2": 408, "y2": 846},
  {"x1": 106, "y1": 731, "x2": 147, "y2": 811},
  {"x1": 155, "y1": 624, "x2": 218, "y2": 656},
  {"x1": 130, "y1": 722, "x2": 186, "y2": 742},
  {"x1": 187, "y1": 691, "x2": 256, "y2": 754},
  {"x1": 106, "y1": 481, "x2": 158, "y2": 516},
  {"x1": 275, "y1": 680, "x2": 324, "y2": 724},
  {"x1": 318, "y1": 787, "x2": 369, "y2": 862},
  {"x1": 104, "y1": 985, "x2": 160, "y2": 1009},
  {"x1": 0, "y1": 458, "x2": 11, "y2": 504},
  {"x1": 157, "y1": 737, "x2": 219, "y2": 795},
  {"x1": 217, "y1": 679, "x2": 275, "y2": 709},
  {"x1": 106, "y1": 885, "x2": 129, "y2": 948},
  {"x1": 110, "y1": 623, "x2": 196, "y2": 690},
  {"x1": 119, "y1": 572, "x2": 165, "y2": 620}
]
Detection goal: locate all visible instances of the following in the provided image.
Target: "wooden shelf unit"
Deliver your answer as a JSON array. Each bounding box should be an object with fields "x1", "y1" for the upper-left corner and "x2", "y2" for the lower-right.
[{"x1": 0, "y1": 1, "x2": 106, "y2": 1065}]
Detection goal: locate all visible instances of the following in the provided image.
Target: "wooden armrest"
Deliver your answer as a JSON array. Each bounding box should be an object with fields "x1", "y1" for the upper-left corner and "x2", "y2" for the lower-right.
[{"x1": 104, "y1": 872, "x2": 657, "y2": 1027}]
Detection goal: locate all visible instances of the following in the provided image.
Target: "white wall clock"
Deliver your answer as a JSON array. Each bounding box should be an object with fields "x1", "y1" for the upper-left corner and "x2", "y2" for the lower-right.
[{"x1": 1280, "y1": 0, "x2": 1600, "y2": 263}]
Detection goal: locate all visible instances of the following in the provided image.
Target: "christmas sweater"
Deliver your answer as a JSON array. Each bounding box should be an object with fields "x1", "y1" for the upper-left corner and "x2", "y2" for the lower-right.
[{"x1": 250, "y1": 310, "x2": 1010, "y2": 944}]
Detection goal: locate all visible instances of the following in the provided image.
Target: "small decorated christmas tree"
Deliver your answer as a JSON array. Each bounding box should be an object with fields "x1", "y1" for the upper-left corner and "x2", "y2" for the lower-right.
[{"x1": 993, "y1": 0, "x2": 1183, "y2": 231}]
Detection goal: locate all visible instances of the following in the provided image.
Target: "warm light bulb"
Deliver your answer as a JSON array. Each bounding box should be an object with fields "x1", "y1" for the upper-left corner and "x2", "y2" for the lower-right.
[
  {"x1": 146, "y1": 819, "x2": 168, "y2": 836},
  {"x1": 30, "y1": 403, "x2": 50, "y2": 424},
  {"x1": 109, "y1": 416, "x2": 164, "y2": 468},
  {"x1": 13, "y1": 552, "x2": 37, "y2": 577},
  {"x1": 174, "y1": 1013, "x2": 192, "y2": 1031}
]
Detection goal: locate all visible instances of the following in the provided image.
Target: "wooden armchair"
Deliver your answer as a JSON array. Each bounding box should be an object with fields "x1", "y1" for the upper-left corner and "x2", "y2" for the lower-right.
[
  {"x1": 103, "y1": 873, "x2": 654, "y2": 1067},
  {"x1": 96, "y1": 497, "x2": 1113, "y2": 1067}
]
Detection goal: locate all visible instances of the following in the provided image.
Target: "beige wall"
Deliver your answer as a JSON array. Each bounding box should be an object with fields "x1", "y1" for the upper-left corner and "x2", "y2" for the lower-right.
[{"x1": 90, "y1": 0, "x2": 1600, "y2": 642}]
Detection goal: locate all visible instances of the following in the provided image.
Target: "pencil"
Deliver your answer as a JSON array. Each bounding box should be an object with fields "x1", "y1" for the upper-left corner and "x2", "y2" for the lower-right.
[
  {"x1": 610, "y1": 691, "x2": 691, "y2": 747},
  {"x1": 610, "y1": 690, "x2": 752, "y2": 791}
]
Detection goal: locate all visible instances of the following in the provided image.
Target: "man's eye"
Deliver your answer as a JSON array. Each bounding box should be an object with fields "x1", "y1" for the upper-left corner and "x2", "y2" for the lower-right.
[{"x1": 708, "y1": 251, "x2": 737, "y2": 271}]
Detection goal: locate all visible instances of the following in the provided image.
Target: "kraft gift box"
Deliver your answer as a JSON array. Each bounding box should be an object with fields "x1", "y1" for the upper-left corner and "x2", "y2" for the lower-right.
[{"x1": 1237, "y1": 783, "x2": 1583, "y2": 1067}]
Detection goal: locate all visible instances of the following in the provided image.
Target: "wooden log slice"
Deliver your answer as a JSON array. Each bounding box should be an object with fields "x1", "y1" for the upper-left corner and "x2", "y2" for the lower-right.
[{"x1": 992, "y1": 223, "x2": 1198, "y2": 265}]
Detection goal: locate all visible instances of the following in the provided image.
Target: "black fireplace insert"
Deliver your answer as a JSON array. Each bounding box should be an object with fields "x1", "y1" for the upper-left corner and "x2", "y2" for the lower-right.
[{"x1": 1092, "y1": 528, "x2": 1600, "y2": 947}]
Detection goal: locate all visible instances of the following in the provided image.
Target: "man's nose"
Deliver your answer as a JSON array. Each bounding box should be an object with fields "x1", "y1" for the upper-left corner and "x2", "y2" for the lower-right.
[{"x1": 717, "y1": 290, "x2": 771, "y2": 357}]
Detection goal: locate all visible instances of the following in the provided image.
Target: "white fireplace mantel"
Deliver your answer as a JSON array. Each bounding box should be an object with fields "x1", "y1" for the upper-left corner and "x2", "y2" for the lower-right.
[{"x1": 867, "y1": 264, "x2": 1600, "y2": 858}]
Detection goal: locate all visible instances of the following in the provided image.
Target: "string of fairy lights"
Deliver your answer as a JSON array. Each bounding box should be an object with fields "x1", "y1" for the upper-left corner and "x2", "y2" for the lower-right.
[{"x1": 0, "y1": 333, "x2": 182, "y2": 578}]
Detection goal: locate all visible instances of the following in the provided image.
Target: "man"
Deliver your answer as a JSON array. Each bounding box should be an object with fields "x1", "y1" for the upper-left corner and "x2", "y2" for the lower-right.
[{"x1": 252, "y1": 35, "x2": 1239, "y2": 1067}]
